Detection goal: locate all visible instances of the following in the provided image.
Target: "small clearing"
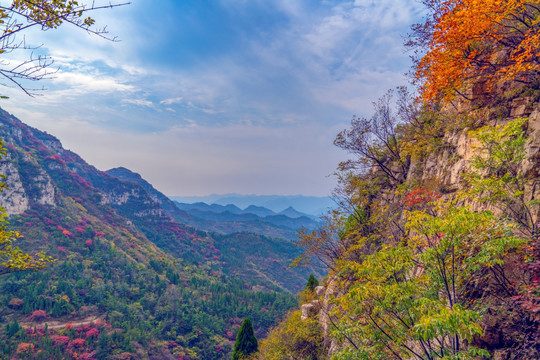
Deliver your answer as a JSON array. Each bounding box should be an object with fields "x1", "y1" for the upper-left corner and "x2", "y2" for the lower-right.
[{"x1": 19, "y1": 315, "x2": 103, "y2": 330}]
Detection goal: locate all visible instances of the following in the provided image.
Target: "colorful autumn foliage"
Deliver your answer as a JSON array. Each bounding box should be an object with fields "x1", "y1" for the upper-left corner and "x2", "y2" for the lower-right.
[
  {"x1": 72, "y1": 338, "x2": 86, "y2": 347},
  {"x1": 30, "y1": 309, "x2": 47, "y2": 321},
  {"x1": 16, "y1": 342, "x2": 34, "y2": 354},
  {"x1": 410, "y1": 0, "x2": 540, "y2": 102},
  {"x1": 403, "y1": 187, "x2": 440, "y2": 208}
]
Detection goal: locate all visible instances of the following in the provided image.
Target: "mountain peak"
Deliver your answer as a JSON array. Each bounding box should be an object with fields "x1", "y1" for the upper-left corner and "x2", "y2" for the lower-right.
[
  {"x1": 106, "y1": 167, "x2": 143, "y2": 181},
  {"x1": 278, "y1": 206, "x2": 306, "y2": 219}
]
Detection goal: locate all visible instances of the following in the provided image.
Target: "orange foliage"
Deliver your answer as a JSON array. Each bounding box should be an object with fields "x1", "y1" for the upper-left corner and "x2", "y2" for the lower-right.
[
  {"x1": 412, "y1": 0, "x2": 540, "y2": 102},
  {"x1": 16, "y1": 342, "x2": 35, "y2": 354}
]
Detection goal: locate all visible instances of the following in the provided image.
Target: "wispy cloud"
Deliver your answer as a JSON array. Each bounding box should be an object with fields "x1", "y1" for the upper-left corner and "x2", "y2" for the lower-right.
[
  {"x1": 0, "y1": 0, "x2": 426, "y2": 196},
  {"x1": 52, "y1": 71, "x2": 135, "y2": 93},
  {"x1": 160, "y1": 97, "x2": 183, "y2": 105},
  {"x1": 122, "y1": 98, "x2": 154, "y2": 107}
]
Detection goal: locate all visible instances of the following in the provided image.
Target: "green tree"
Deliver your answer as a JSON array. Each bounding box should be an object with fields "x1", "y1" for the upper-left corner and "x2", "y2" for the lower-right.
[
  {"x1": 306, "y1": 274, "x2": 319, "y2": 292},
  {"x1": 232, "y1": 318, "x2": 258, "y2": 360}
]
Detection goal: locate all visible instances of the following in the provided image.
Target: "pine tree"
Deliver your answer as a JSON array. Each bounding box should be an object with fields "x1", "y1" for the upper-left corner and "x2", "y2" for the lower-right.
[
  {"x1": 232, "y1": 318, "x2": 258, "y2": 360},
  {"x1": 306, "y1": 274, "x2": 319, "y2": 292}
]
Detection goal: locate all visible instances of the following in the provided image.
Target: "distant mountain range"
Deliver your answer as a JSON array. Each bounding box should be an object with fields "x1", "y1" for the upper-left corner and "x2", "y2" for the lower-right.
[
  {"x1": 169, "y1": 194, "x2": 335, "y2": 216},
  {"x1": 105, "y1": 167, "x2": 320, "y2": 241},
  {"x1": 173, "y1": 201, "x2": 316, "y2": 220},
  {"x1": 171, "y1": 201, "x2": 319, "y2": 241}
]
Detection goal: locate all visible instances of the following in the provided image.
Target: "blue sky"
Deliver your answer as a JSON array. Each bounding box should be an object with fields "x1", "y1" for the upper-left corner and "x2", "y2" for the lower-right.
[{"x1": 0, "y1": 0, "x2": 425, "y2": 196}]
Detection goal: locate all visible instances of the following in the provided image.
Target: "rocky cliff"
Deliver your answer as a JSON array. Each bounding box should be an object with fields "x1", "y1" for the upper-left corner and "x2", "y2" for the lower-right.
[{"x1": 295, "y1": 89, "x2": 540, "y2": 359}]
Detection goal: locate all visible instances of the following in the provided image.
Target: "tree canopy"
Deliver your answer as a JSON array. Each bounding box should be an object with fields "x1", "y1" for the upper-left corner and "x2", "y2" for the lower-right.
[
  {"x1": 409, "y1": 0, "x2": 540, "y2": 103},
  {"x1": 232, "y1": 318, "x2": 258, "y2": 360}
]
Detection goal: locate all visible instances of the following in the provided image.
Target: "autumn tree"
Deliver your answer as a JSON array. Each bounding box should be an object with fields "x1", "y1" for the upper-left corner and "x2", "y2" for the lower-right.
[
  {"x1": 334, "y1": 88, "x2": 411, "y2": 185},
  {"x1": 256, "y1": 310, "x2": 323, "y2": 360},
  {"x1": 0, "y1": 227, "x2": 54, "y2": 275},
  {"x1": 409, "y1": 0, "x2": 540, "y2": 103}
]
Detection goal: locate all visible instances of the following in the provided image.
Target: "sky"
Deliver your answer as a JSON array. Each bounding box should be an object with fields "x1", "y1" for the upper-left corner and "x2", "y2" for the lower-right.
[{"x1": 0, "y1": 0, "x2": 426, "y2": 197}]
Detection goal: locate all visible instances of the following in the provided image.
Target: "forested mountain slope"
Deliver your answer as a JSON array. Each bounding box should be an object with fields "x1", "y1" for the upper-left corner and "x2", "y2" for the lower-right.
[{"x1": 0, "y1": 108, "x2": 318, "y2": 359}]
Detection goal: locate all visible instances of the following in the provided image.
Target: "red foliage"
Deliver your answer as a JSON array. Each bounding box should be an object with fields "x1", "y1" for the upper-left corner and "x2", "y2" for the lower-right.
[
  {"x1": 403, "y1": 188, "x2": 440, "y2": 208},
  {"x1": 75, "y1": 225, "x2": 86, "y2": 232},
  {"x1": 79, "y1": 352, "x2": 97, "y2": 360},
  {"x1": 57, "y1": 246, "x2": 67, "y2": 253},
  {"x1": 94, "y1": 231, "x2": 105, "y2": 237},
  {"x1": 47, "y1": 154, "x2": 66, "y2": 165},
  {"x1": 62, "y1": 229, "x2": 74, "y2": 238},
  {"x1": 85, "y1": 240, "x2": 93, "y2": 247},
  {"x1": 52, "y1": 335, "x2": 70, "y2": 346},
  {"x1": 65, "y1": 323, "x2": 74, "y2": 331},
  {"x1": 513, "y1": 239, "x2": 540, "y2": 320},
  {"x1": 86, "y1": 327, "x2": 99, "y2": 338},
  {"x1": 71, "y1": 338, "x2": 86, "y2": 348},
  {"x1": 31, "y1": 309, "x2": 47, "y2": 321}
]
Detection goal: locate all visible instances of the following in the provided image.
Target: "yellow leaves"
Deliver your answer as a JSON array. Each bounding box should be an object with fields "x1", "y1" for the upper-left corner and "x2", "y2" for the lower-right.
[
  {"x1": 0, "y1": 230, "x2": 55, "y2": 275},
  {"x1": 413, "y1": 304, "x2": 483, "y2": 342},
  {"x1": 6, "y1": 0, "x2": 98, "y2": 35}
]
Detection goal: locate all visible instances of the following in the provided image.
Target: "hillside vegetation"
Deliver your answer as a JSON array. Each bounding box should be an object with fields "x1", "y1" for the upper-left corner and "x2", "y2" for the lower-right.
[
  {"x1": 258, "y1": 1, "x2": 540, "y2": 359},
  {"x1": 0, "y1": 110, "x2": 323, "y2": 359}
]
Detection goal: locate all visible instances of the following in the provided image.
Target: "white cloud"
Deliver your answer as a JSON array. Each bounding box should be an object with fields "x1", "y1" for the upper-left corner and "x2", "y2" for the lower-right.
[
  {"x1": 160, "y1": 97, "x2": 183, "y2": 105},
  {"x1": 122, "y1": 98, "x2": 154, "y2": 107},
  {"x1": 52, "y1": 71, "x2": 135, "y2": 93}
]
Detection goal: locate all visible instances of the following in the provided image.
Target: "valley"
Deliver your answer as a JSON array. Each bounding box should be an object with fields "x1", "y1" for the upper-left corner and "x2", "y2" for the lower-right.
[{"x1": 0, "y1": 108, "x2": 323, "y2": 359}]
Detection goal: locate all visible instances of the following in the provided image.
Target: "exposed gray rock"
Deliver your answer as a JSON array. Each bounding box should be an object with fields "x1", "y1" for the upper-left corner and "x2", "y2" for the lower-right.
[
  {"x1": 315, "y1": 285, "x2": 325, "y2": 297},
  {"x1": 0, "y1": 161, "x2": 28, "y2": 214}
]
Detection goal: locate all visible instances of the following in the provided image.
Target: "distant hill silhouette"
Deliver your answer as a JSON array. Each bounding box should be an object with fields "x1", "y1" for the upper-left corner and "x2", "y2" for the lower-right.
[{"x1": 169, "y1": 193, "x2": 334, "y2": 215}]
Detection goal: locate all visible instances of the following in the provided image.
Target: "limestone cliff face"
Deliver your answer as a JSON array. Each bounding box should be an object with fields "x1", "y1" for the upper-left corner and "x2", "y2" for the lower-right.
[
  {"x1": 0, "y1": 109, "x2": 171, "y2": 227},
  {"x1": 0, "y1": 160, "x2": 29, "y2": 214},
  {"x1": 0, "y1": 148, "x2": 56, "y2": 215},
  {"x1": 312, "y1": 95, "x2": 540, "y2": 358}
]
